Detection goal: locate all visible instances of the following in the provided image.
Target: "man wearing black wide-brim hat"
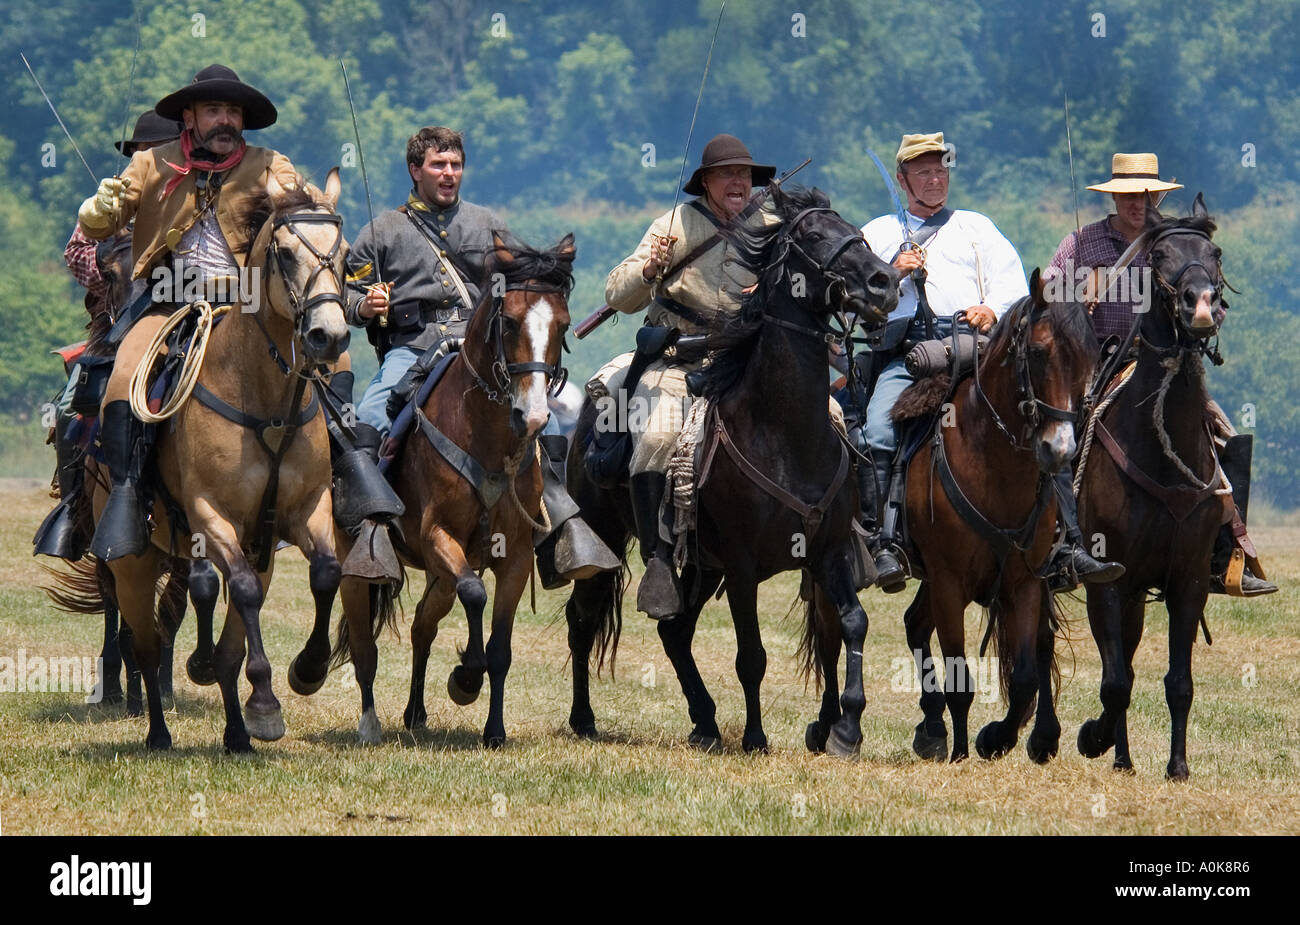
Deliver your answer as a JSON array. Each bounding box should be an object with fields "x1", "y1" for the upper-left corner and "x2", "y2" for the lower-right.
[
  {"x1": 73, "y1": 64, "x2": 314, "y2": 561},
  {"x1": 594, "y1": 133, "x2": 781, "y2": 619}
]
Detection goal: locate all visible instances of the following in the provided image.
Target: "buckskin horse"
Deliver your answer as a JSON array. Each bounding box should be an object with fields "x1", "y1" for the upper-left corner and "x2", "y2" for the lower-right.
[
  {"x1": 1076, "y1": 195, "x2": 1236, "y2": 780},
  {"x1": 890, "y1": 274, "x2": 1100, "y2": 764},
  {"x1": 50, "y1": 170, "x2": 350, "y2": 752},
  {"x1": 565, "y1": 186, "x2": 898, "y2": 758},
  {"x1": 320, "y1": 232, "x2": 575, "y2": 747}
]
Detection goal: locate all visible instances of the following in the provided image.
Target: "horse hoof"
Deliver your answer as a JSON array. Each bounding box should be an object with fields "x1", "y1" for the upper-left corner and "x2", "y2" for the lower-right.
[
  {"x1": 826, "y1": 724, "x2": 862, "y2": 761},
  {"x1": 687, "y1": 730, "x2": 722, "y2": 753},
  {"x1": 358, "y1": 708, "x2": 382, "y2": 746},
  {"x1": 402, "y1": 704, "x2": 427, "y2": 731},
  {"x1": 287, "y1": 654, "x2": 327, "y2": 696},
  {"x1": 1113, "y1": 758, "x2": 1136, "y2": 775},
  {"x1": 805, "y1": 721, "x2": 829, "y2": 754},
  {"x1": 186, "y1": 653, "x2": 216, "y2": 686},
  {"x1": 224, "y1": 731, "x2": 254, "y2": 754},
  {"x1": 975, "y1": 723, "x2": 1010, "y2": 760},
  {"x1": 146, "y1": 729, "x2": 172, "y2": 751},
  {"x1": 1076, "y1": 719, "x2": 1111, "y2": 759},
  {"x1": 98, "y1": 687, "x2": 125, "y2": 706},
  {"x1": 912, "y1": 720, "x2": 949, "y2": 762},
  {"x1": 1026, "y1": 733, "x2": 1059, "y2": 765},
  {"x1": 570, "y1": 715, "x2": 599, "y2": 740},
  {"x1": 244, "y1": 705, "x2": 285, "y2": 742},
  {"x1": 1165, "y1": 761, "x2": 1190, "y2": 782},
  {"x1": 447, "y1": 668, "x2": 482, "y2": 706},
  {"x1": 742, "y1": 734, "x2": 769, "y2": 755},
  {"x1": 484, "y1": 734, "x2": 506, "y2": 750},
  {"x1": 125, "y1": 698, "x2": 144, "y2": 718}
]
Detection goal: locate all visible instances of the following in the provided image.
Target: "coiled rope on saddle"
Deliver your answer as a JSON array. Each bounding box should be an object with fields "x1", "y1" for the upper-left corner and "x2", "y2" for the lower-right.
[
  {"x1": 666, "y1": 397, "x2": 712, "y2": 569},
  {"x1": 1073, "y1": 362, "x2": 1133, "y2": 496},
  {"x1": 128, "y1": 300, "x2": 230, "y2": 423}
]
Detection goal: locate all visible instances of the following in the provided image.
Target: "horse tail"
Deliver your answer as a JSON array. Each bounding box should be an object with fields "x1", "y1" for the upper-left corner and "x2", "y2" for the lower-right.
[
  {"x1": 157, "y1": 557, "x2": 192, "y2": 638},
  {"x1": 982, "y1": 596, "x2": 1015, "y2": 705},
  {"x1": 795, "y1": 591, "x2": 822, "y2": 690},
  {"x1": 330, "y1": 579, "x2": 401, "y2": 668},
  {"x1": 585, "y1": 563, "x2": 627, "y2": 677},
  {"x1": 1043, "y1": 585, "x2": 1067, "y2": 699},
  {"x1": 41, "y1": 554, "x2": 114, "y2": 615}
]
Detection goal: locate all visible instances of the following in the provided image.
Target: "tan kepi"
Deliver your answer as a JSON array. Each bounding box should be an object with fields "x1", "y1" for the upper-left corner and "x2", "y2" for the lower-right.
[
  {"x1": 1086, "y1": 153, "x2": 1183, "y2": 194},
  {"x1": 895, "y1": 131, "x2": 948, "y2": 165}
]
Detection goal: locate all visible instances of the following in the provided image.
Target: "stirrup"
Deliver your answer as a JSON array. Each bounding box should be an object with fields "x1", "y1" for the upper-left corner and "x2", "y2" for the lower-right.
[{"x1": 637, "y1": 555, "x2": 681, "y2": 620}]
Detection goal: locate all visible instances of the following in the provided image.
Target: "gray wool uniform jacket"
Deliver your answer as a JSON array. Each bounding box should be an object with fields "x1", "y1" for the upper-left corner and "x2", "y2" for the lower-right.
[{"x1": 345, "y1": 196, "x2": 504, "y2": 357}]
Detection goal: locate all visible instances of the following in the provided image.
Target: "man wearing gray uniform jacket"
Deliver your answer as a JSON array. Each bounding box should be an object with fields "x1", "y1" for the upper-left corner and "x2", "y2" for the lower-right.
[{"x1": 345, "y1": 126, "x2": 616, "y2": 588}]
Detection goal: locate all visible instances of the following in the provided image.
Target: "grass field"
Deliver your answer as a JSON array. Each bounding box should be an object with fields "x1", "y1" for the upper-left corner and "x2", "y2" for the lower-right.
[{"x1": 1, "y1": 478, "x2": 1297, "y2": 835}]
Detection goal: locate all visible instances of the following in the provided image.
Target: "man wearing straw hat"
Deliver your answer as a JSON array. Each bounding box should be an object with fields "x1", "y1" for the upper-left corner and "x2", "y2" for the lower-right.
[{"x1": 1046, "y1": 153, "x2": 1274, "y2": 596}]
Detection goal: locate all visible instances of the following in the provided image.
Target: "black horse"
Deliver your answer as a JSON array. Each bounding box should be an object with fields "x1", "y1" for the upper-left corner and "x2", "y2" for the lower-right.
[
  {"x1": 565, "y1": 186, "x2": 898, "y2": 757},
  {"x1": 1076, "y1": 194, "x2": 1235, "y2": 780}
]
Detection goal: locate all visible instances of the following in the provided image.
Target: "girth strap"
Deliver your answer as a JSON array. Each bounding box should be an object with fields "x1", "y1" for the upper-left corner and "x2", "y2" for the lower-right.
[
  {"x1": 1093, "y1": 421, "x2": 1230, "y2": 525},
  {"x1": 414, "y1": 407, "x2": 531, "y2": 510},
  {"x1": 192, "y1": 381, "x2": 320, "y2": 456},
  {"x1": 699, "y1": 408, "x2": 850, "y2": 539}
]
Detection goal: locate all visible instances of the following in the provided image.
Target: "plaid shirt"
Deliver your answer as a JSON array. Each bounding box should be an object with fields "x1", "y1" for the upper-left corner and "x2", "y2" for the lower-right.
[
  {"x1": 64, "y1": 224, "x2": 106, "y2": 298},
  {"x1": 1045, "y1": 217, "x2": 1149, "y2": 341}
]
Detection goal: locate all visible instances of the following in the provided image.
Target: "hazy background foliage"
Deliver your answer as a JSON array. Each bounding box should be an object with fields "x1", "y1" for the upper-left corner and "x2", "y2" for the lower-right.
[{"x1": 3, "y1": 0, "x2": 1297, "y2": 501}]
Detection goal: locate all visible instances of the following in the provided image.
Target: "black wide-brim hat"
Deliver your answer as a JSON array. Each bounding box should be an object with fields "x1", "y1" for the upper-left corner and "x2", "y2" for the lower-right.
[
  {"x1": 115, "y1": 109, "x2": 182, "y2": 155},
  {"x1": 154, "y1": 64, "x2": 277, "y2": 130},
  {"x1": 682, "y1": 134, "x2": 776, "y2": 196}
]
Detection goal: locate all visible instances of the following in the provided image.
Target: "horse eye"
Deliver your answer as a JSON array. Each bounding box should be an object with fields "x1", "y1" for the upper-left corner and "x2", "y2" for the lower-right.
[
  {"x1": 276, "y1": 245, "x2": 296, "y2": 265},
  {"x1": 502, "y1": 316, "x2": 520, "y2": 335},
  {"x1": 1213, "y1": 247, "x2": 1222, "y2": 260}
]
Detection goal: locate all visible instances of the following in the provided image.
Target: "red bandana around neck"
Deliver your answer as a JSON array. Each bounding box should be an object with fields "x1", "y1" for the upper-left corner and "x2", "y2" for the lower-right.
[{"x1": 162, "y1": 130, "x2": 247, "y2": 197}]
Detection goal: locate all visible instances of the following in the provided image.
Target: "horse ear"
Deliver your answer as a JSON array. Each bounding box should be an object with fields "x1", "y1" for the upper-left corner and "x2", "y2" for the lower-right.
[
  {"x1": 323, "y1": 167, "x2": 341, "y2": 209},
  {"x1": 1192, "y1": 191, "x2": 1208, "y2": 219},
  {"x1": 266, "y1": 173, "x2": 285, "y2": 203},
  {"x1": 492, "y1": 232, "x2": 514, "y2": 266},
  {"x1": 554, "y1": 232, "x2": 576, "y2": 259},
  {"x1": 1029, "y1": 267, "x2": 1046, "y2": 306}
]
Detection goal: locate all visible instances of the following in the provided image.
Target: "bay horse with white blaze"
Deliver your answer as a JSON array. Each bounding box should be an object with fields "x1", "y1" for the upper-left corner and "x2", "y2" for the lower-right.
[
  {"x1": 322, "y1": 232, "x2": 575, "y2": 748},
  {"x1": 893, "y1": 275, "x2": 1100, "y2": 764}
]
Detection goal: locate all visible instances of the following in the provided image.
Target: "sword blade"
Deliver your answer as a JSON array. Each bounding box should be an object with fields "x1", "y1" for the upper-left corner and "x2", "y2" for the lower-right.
[
  {"x1": 665, "y1": 0, "x2": 727, "y2": 243},
  {"x1": 117, "y1": 7, "x2": 142, "y2": 157},
  {"x1": 20, "y1": 52, "x2": 97, "y2": 185}
]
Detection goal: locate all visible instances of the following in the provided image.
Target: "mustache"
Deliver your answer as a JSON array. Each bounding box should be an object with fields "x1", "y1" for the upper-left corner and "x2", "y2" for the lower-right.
[{"x1": 201, "y1": 125, "x2": 239, "y2": 142}]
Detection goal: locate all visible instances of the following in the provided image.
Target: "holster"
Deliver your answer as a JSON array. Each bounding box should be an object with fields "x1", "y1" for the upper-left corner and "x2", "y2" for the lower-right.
[{"x1": 69, "y1": 355, "x2": 115, "y2": 418}]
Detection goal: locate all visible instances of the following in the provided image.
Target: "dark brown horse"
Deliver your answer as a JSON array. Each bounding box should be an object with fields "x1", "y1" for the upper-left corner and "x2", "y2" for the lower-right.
[
  {"x1": 566, "y1": 186, "x2": 898, "y2": 757},
  {"x1": 895, "y1": 276, "x2": 1100, "y2": 764},
  {"x1": 320, "y1": 232, "x2": 575, "y2": 747},
  {"x1": 1076, "y1": 195, "x2": 1233, "y2": 780}
]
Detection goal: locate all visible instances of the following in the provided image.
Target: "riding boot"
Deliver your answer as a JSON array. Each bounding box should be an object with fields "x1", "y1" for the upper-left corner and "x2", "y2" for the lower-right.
[
  {"x1": 533, "y1": 434, "x2": 620, "y2": 590},
  {"x1": 327, "y1": 373, "x2": 406, "y2": 534},
  {"x1": 871, "y1": 455, "x2": 908, "y2": 594},
  {"x1": 34, "y1": 416, "x2": 89, "y2": 560},
  {"x1": 1046, "y1": 470, "x2": 1125, "y2": 592},
  {"x1": 1210, "y1": 434, "x2": 1276, "y2": 596},
  {"x1": 630, "y1": 471, "x2": 681, "y2": 620},
  {"x1": 89, "y1": 400, "x2": 151, "y2": 561}
]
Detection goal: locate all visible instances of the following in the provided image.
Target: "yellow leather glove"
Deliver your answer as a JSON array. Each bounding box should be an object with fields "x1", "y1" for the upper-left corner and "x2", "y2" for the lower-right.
[{"x1": 77, "y1": 177, "x2": 129, "y2": 237}]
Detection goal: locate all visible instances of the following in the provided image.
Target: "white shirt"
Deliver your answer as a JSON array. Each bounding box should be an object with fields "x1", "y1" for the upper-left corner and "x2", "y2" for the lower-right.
[{"x1": 861, "y1": 208, "x2": 1027, "y2": 321}]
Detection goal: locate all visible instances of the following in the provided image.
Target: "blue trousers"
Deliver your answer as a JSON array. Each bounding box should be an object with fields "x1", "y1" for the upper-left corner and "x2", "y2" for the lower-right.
[
  {"x1": 356, "y1": 346, "x2": 421, "y2": 436},
  {"x1": 864, "y1": 318, "x2": 958, "y2": 461}
]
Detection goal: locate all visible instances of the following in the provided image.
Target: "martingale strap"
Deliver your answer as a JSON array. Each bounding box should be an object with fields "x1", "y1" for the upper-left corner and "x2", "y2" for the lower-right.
[
  {"x1": 1093, "y1": 420, "x2": 1231, "y2": 526},
  {"x1": 697, "y1": 407, "x2": 850, "y2": 539},
  {"x1": 414, "y1": 406, "x2": 532, "y2": 510}
]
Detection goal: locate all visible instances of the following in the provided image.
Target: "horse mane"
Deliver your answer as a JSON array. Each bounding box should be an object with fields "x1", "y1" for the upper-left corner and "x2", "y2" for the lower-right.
[
  {"x1": 691, "y1": 185, "x2": 832, "y2": 399},
  {"x1": 1147, "y1": 211, "x2": 1216, "y2": 243},
  {"x1": 463, "y1": 230, "x2": 577, "y2": 338},
  {"x1": 985, "y1": 290, "x2": 1100, "y2": 376}
]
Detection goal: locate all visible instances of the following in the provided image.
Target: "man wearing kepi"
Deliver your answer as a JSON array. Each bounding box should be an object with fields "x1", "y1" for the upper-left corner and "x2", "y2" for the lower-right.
[
  {"x1": 859, "y1": 131, "x2": 1120, "y2": 591},
  {"x1": 1045, "y1": 153, "x2": 1274, "y2": 596},
  {"x1": 598, "y1": 133, "x2": 779, "y2": 618},
  {"x1": 346, "y1": 126, "x2": 616, "y2": 588},
  {"x1": 75, "y1": 64, "x2": 396, "y2": 561}
]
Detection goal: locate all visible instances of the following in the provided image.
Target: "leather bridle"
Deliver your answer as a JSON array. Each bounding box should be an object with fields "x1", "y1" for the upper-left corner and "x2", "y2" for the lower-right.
[{"x1": 466, "y1": 282, "x2": 570, "y2": 406}]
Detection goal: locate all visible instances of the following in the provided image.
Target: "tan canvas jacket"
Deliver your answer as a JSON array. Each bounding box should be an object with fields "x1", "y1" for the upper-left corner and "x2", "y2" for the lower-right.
[
  {"x1": 605, "y1": 199, "x2": 779, "y2": 336},
  {"x1": 80, "y1": 139, "x2": 299, "y2": 281}
]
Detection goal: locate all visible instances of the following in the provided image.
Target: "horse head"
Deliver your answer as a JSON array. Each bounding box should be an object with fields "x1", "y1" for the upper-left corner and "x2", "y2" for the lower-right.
[
  {"x1": 250, "y1": 168, "x2": 350, "y2": 364},
  {"x1": 982, "y1": 269, "x2": 1100, "y2": 473},
  {"x1": 467, "y1": 231, "x2": 575, "y2": 439},
  {"x1": 1141, "y1": 193, "x2": 1225, "y2": 341},
  {"x1": 769, "y1": 185, "x2": 898, "y2": 327}
]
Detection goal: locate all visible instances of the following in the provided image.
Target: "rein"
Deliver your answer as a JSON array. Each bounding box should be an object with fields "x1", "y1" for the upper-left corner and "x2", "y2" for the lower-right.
[{"x1": 461, "y1": 283, "x2": 569, "y2": 406}]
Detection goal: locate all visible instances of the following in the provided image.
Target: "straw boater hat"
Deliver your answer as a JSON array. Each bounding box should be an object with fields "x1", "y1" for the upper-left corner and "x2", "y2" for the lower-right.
[
  {"x1": 115, "y1": 110, "x2": 181, "y2": 155},
  {"x1": 895, "y1": 132, "x2": 948, "y2": 166},
  {"x1": 154, "y1": 64, "x2": 278, "y2": 130},
  {"x1": 1086, "y1": 153, "x2": 1182, "y2": 194},
  {"x1": 682, "y1": 134, "x2": 775, "y2": 195}
]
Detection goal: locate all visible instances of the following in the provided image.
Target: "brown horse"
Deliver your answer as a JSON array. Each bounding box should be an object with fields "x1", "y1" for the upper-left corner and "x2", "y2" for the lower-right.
[
  {"x1": 52, "y1": 170, "x2": 350, "y2": 752},
  {"x1": 322, "y1": 232, "x2": 575, "y2": 747},
  {"x1": 1076, "y1": 195, "x2": 1233, "y2": 780},
  {"x1": 897, "y1": 275, "x2": 1100, "y2": 764}
]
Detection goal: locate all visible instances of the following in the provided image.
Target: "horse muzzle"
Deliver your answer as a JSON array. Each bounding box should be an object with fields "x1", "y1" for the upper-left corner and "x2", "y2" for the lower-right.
[
  {"x1": 304, "y1": 324, "x2": 349, "y2": 363},
  {"x1": 1183, "y1": 288, "x2": 1219, "y2": 337},
  {"x1": 1035, "y1": 420, "x2": 1076, "y2": 474}
]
